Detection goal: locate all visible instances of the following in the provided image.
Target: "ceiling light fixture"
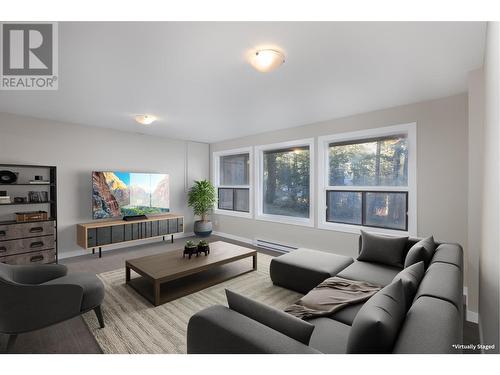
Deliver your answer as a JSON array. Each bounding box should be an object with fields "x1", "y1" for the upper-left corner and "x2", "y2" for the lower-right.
[
  {"x1": 250, "y1": 49, "x2": 285, "y2": 73},
  {"x1": 135, "y1": 114, "x2": 157, "y2": 125}
]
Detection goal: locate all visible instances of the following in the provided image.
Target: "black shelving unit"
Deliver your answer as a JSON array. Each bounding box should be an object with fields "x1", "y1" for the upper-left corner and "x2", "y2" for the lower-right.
[
  {"x1": 0, "y1": 201, "x2": 55, "y2": 206},
  {"x1": 2, "y1": 183, "x2": 55, "y2": 186},
  {"x1": 0, "y1": 163, "x2": 58, "y2": 263}
]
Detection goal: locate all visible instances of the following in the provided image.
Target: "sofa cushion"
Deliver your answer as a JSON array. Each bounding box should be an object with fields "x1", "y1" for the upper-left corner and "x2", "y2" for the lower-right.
[
  {"x1": 413, "y1": 262, "x2": 462, "y2": 310},
  {"x1": 337, "y1": 260, "x2": 401, "y2": 286},
  {"x1": 270, "y1": 249, "x2": 353, "y2": 294},
  {"x1": 187, "y1": 305, "x2": 321, "y2": 354},
  {"x1": 43, "y1": 272, "x2": 104, "y2": 311},
  {"x1": 404, "y1": 236, "x2": 436, "y2": 268},
  {"x1": 308, "y1": 317, "x2": 350, "y2": 354},
  {"x1": 430, "y1": 243, "x2": 463, "y2": 269},
  {"x1": 392, "y1": 261, "x2": 425, "y2": 309},
  {"x1": 346, "y1": 280, "x2": 406, "y2": 353},
  {"x1": 330, "y1": 302, "x2": 364, "y2": 326},
  {"x1": 403, "y1": 245, "x2": 427, "y2": 268},
  {"x1": 357, "y1": 230, "x2": 408, "y2": 268},
  {"x1": 225, "y1": 289, "x2": 315, "y2": 345},
  {"x1": 393, "y1": 296, "x2": 460, "y2": 354}
]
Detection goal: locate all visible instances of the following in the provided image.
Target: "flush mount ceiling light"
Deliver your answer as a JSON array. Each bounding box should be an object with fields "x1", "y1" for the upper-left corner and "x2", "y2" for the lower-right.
[
  {"x1": 135, "y1": 114, "x2": 156, "y2": 125},
  {"x1": 250, "y1": 49, "x2": 285, "y2": 73}
]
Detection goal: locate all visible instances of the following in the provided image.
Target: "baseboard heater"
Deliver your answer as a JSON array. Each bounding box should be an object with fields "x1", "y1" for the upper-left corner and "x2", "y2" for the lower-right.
[{"x1": 253, "y1": 238, "x2": 297, "y2": 253}]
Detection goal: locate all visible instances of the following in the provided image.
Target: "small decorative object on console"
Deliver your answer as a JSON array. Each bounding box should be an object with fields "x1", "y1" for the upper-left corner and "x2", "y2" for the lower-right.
[
  {"x1": 0, "y1": 196, "x2": 11, "y2": 204},
  {"x1": 0, "y1": 170, "x2": 18, "y2": 184},
  {"x1": 183, "y1": 240, "x2": 198, "y2": 259},
  {"x1": 0, "y1": 190, "x2": 10, "y2": 203},
  {"x1": 28, "y1": 191, "x2": 48, "y2": 203},
  {"x1": 15, "y1": 210, "x2": 49, "y2": 222},
  {"x1": 197, "y1": 240, "x2": 210, "y2": 256}
]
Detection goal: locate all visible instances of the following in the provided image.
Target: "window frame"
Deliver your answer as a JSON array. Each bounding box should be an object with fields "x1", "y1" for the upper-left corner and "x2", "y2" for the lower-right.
[
  {"x1": 317, "y1": 123, "x2": 417, "y2": 236},
  {"x1": 255, "y1": 138, "x2": 315, "y2": 227},
  {"x1": 213, "y1": 147, "x2": 253, "y2": 218}
]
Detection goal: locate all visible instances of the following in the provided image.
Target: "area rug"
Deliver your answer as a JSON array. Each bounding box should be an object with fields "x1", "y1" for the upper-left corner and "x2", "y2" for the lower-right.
[{"x1": 82, "y1": 253, "x2": 302, "y2": 354}]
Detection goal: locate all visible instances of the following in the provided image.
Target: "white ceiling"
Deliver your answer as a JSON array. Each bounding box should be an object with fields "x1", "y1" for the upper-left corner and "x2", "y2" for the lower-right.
[{"x1": 0, "y1": 22, "x2": 486, "y2": 143}]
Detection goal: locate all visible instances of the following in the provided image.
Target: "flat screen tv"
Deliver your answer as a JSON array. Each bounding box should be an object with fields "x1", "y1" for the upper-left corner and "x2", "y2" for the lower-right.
[{"x1": 92, "y1": 171, "x2": 170, "y2": 219}]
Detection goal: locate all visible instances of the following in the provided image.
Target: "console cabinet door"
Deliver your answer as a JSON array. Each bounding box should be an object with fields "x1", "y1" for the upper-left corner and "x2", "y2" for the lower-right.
[
  {"x1": 177, "y1": 218, "x2": 184, "y2": 233},
  {"x1": 159, "y1": 220, "x2": 168, "y2": 235},
  {"x1": 132, "y1": 223, "x2": 139, "y2": 240},
  {"x1": 167, "y1": 219, "x2": 176, "y2": 234},
  {"x1": 96, "y1": 227, "x2": 111, "y2": 246},
  {"x1": 87, "y1": 228, "x2": 97, "y2": 247},
  {"x1": 151, "y1": 221, "x2": 159, "y2": 237},
  {"x1": 111, "y1": 225, "x2": 124, "y2": 243},
  {"x1": 145, "y1": 221, "x2": 152, "y2": 238},
  {"x1": 124, "y1": 224, "x2": 132, "y2": 241}
]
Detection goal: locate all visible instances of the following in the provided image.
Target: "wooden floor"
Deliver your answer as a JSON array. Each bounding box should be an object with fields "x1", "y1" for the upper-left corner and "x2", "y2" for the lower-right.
[{"x1": 0, "y1": 234, "x2": 480, "y2": 354}]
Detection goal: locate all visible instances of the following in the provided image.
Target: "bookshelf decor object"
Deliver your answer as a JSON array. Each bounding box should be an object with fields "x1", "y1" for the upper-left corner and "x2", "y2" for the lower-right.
[
  {"x1": 76, "y1": 214, "x2": 184, "y2": 258},
  {"x1": 0, "y1": 164, "x2": 58, "y2": 264}
]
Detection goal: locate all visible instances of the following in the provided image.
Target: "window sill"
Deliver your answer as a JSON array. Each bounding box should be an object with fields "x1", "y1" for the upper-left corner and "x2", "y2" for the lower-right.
[
  {"x1": 318, "y1": 221, "x2": 410, "y2": 236},
  {"x1": 213, "y1": 209, "x2": 252, "y2": 219},
  {"x1": 256, "y1": 213, "x2": 314, "y2": 228}
]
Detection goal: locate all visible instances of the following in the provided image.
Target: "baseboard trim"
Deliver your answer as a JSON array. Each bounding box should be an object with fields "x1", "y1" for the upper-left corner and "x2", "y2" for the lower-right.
[
  {"x1": 58, "y1": 232, "x2": 195, "y2": 260},
  {"x1": 478, "y1": 316, "x2": 485, "y2": 353},
  {"x1": 212, "y1": 231, "x2": 253, "y2": 245},
  {"x1": 462, "y1": 287, "x2": 479, "y2": 323}
]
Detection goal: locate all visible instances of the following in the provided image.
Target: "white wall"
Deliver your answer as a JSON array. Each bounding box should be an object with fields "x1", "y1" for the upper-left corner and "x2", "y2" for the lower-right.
[
  {"x1": 0, "y1": 112, "x2": 209, "y2": 258},
  {"x1": 478, "y1": 21, "x2": 500, "y2": 353},
  {"x1": 467, "y1": 68, "x2": 484, "y2": 317},
  {"x1": 211, "y1": 94, "x2": 469, "y2": 298}
]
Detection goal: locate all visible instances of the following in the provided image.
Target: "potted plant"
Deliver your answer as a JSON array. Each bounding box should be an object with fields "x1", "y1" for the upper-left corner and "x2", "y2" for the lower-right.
[
  {"x1": 183, "y1": 240, "x2": 198, "y2": 259},
  {"x1": 197, "y1": 240, "x2": 210, "y2": 256},
  {"x1": 187, "y1": 179, "x2": 217, "y2": 237}
]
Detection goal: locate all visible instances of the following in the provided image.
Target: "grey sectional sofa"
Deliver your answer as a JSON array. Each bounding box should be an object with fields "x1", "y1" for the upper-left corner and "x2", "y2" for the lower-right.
[{"x1": 187, "y1": 237, "x2": 464, "y2": 354}]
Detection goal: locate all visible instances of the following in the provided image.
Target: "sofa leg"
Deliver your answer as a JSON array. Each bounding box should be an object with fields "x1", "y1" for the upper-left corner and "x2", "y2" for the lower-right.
[
  {"x1": 94, "y1": 306, "x2": 105, "y2": 328},
  {"x1": 6, "y1": 334, "x2": 18, "y2": 353}
]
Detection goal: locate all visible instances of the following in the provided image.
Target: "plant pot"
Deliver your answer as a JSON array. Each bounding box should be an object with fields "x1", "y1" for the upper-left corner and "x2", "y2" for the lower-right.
[
  {"x1": 194, "y1": 220, "x2": 212, "y2": 237},
  {"x1": 197, "y1": 243, "x2": 210, "y2": 256},
  {"x1": 183, "y1": 245, "x2": 198, "y2": 259}
]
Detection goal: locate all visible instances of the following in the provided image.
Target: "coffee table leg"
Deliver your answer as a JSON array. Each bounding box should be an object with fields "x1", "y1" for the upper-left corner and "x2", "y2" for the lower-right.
[
  {"x1": 126, "y1": 266, "x2": 131, "y2": 283},
  {"x1": 253, "y1": 254, "x2": 257, "y2": 270},
  {"x1": 154, "y1": 281, "x2": 161, "y2": 306}
]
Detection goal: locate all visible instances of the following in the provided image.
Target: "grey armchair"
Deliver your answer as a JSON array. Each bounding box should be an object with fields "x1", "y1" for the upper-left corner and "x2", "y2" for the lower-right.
[{"x1": 0, "y1": 262, "x2": 105, "y2": 353}]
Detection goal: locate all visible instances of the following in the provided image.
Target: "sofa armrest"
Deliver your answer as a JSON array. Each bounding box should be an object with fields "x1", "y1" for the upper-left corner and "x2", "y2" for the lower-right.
[
  {"x1": 10, "y1": 264, "x2": 68, "y2": 285},
  {"x1": 187, "y1": 305, "x2": 321, "y2": 354}
]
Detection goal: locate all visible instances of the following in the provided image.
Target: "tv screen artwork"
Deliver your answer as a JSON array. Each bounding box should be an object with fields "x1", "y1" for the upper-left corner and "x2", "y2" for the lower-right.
[{"x1": 92, "y1": 171, "x2": 170, "y2": 219}]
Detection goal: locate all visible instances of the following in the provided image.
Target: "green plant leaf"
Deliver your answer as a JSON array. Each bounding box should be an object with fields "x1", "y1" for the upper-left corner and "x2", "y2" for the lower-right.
[{"x1": 187, "y1": 179, "x2": 217, "y2": 219}]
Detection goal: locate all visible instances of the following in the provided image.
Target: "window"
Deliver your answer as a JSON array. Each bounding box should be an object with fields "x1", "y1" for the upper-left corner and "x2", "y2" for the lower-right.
[
  {"x1": 256, "y1": 139, "x2": 314, "y2": 226},
  {"x1": 218, "y1": 188, "x2": 249, "y2": 212},
  {"x1": 318, "y1": 124, "x2": 416, "y2": 234},
  {"x1": 213, "y1": 148, "x2": 252, "y2": 217}
]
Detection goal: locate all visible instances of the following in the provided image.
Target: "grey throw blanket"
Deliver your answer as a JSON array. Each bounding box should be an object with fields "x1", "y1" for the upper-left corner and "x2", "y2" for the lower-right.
[{"x1": 284, "y1": 276, "x2": 381, "y2": 320}]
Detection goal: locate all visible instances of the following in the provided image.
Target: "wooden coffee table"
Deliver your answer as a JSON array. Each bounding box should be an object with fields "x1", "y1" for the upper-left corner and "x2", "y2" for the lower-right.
[{"x1": 125, "y1": 241, "x2": 257, "y2": 306}]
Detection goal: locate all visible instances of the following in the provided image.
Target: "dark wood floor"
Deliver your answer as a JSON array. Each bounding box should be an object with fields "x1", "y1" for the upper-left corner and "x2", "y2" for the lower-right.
[{"x1": 0, "y1": 234, "x2": 480, "y2": 354}]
